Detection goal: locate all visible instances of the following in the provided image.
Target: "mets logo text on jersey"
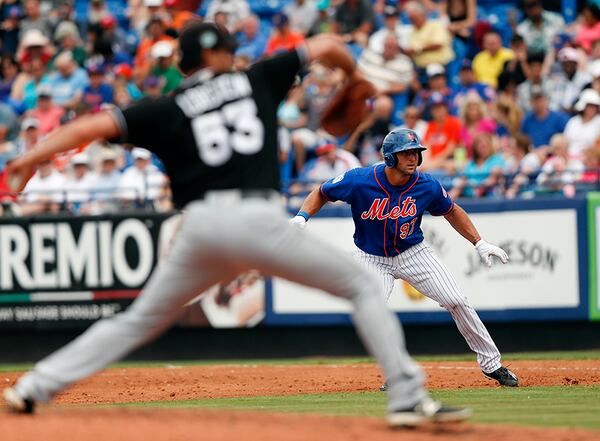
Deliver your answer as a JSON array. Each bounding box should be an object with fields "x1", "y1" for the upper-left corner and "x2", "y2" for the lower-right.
[{"x1": 361, "y1": 197, "x2": 417, "y2": 220}]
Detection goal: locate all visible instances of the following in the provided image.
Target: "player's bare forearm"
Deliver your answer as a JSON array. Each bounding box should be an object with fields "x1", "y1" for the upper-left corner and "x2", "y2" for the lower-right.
[
  {"x1": 443, "y1": 203, "x2": 481, "y2": 245},
  {"x1": 299, "y1": 187, "x2": 328, "y2": 217}
]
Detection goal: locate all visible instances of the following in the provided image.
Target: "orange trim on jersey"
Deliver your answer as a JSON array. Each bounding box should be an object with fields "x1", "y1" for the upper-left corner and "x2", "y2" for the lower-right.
[
  {"x1": 394, "y1": 172, "x2": 420, "y2": 250},
  {"x1": 373, "y1": 166, "x2": 398, "y2": 257}
]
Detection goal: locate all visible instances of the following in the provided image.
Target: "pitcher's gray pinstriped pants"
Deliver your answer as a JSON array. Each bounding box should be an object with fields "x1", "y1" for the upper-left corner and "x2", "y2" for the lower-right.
[
  {"x1": 355, "y1": 242, "x2": 502, "y2": 373},
  {"x1": 13, "y1": 197, "x2": 427, "y2": 411}
]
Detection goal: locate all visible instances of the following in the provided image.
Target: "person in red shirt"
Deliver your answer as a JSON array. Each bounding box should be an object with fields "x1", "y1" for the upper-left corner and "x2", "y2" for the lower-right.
[
  {"x1": 422, "y1": 92, "x2": 462, "y2": 172},
  {"x1": 265, "y1": 13, "x2": 304, "y2": 56},
  {"x1": 25, "y1": 84, "x2": 65, "y2": 135}
]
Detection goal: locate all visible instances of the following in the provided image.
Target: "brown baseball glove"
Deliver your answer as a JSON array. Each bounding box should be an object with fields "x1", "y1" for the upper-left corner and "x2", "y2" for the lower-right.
[{"x1": 321, "y1": 78, "x2": 377, "y2": 137}]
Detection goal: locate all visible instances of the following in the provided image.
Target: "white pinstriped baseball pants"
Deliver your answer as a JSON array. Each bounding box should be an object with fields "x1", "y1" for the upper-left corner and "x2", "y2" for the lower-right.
[{"x1": 355, "y1": 242, "x2": 502, "y2": 374}]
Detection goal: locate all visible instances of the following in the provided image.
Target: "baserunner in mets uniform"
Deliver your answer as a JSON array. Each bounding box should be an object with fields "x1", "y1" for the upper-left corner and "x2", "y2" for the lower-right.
[{"x1": 291, "y1": 128, "x2": 519, "y2": 389}]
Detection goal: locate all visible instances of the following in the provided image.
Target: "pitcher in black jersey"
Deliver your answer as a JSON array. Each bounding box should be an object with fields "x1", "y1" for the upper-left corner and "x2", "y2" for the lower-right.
[{"x1": 4, "y1": 23, "x2": 470, "y2": 426}]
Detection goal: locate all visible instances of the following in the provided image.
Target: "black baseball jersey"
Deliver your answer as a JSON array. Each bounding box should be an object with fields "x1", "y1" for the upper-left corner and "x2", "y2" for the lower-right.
[{"x1": 111, "y1": 48, "x2": 306, "y2": 208}]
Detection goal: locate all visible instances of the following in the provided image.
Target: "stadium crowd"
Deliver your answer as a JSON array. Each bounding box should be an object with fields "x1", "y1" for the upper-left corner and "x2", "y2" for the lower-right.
[{"x1": 0, "y1": 0, "x2": 599, "y2": 216}]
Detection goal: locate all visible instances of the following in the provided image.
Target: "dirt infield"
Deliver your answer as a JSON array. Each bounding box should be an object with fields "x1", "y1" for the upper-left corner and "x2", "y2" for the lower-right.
[{"x1": 2, "y1": 360, "x2": 600, "y2": 440}]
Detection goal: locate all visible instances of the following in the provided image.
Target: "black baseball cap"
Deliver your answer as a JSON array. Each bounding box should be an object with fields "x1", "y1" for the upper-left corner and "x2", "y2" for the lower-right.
[{"x1": 178, "y1": 22, "x2": 238, "y2": 74}]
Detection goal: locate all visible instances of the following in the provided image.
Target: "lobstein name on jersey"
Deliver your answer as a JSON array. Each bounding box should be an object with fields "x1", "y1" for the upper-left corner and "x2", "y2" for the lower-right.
[
  {"x1": 175, "y1": 72, "x2": 252, "y2": 117},
  {"x1": 361, "y1": 197, "x2": 418, "y2": 221}
]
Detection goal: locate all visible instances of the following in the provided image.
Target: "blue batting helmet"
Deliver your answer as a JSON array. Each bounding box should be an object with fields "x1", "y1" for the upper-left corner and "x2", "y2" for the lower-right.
[{"x1": 381, "y1": 128, "x2": 427, "y2": 168}]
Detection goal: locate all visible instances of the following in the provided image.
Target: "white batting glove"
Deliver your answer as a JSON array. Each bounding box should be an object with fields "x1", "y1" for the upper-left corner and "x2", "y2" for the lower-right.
[
  {"x1": 289, "y1": 215, "x2": 307, "y2": 229},
  {"x1": 475, "y1": 239, "x2": 509, "y2": 267}
]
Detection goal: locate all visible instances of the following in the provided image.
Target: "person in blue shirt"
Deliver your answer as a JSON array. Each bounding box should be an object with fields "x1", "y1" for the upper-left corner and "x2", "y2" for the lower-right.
[
  {"x1": 235, "y1": 14, "x2": 268, "y2": 62},
  {"x1": 291, "y1": 128, "x2": 518, "y2": 389},
  {"x1": 520, "y1": 86, "x2": 569, "y2": 148},
  {"x1": 452, "y1": 59, "x2": 497, "y2": 111},
  {"x1": 82, "y1": 64, "x2": 114, "y2": 111}
]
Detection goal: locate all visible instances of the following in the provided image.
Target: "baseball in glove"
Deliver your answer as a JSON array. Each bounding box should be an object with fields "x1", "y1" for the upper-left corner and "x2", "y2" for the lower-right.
[{"x1": 321, "y1": 77, "x2": 377, "y2": 137}]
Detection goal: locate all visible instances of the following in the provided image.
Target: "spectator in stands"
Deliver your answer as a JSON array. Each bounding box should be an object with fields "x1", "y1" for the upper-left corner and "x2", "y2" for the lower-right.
[
  {"x1": 82, "y1": 64, "x2": 114, "y2": 111},
  {"x1": 549, "y1": 47, "x2": 591, "y2": 114},
  {"x1": 0, "y1": 5, "x2": 22, "y2": 56},
  {"x1": 50, "y1": 21, "x2": 86, "y2": 68},
  {"x1": 265, "y1": 13, "x2": 305, "y2": 56},
  {"x1": 472, "y1": 30, "x2": 514, "y2": 89},
  {"x1": 452, "y1": 59, "x2": 496, "y2": 111},
  {"x1": 118, "y1": 147, "x2": 167, "y2": 208},
  {"x1": 517, "y1": 52, "x2": 552, "y2": 113},
  {"x1": 451, "y1": 132, "x2": 505, "y2": 198},
  {"x1": 497, "y1": 34, "x2": 528, "y2": 95},
  {"x1": 150, "y1": 41, "x2": 182, "y2": 94},
  {"x1": 308, "y1": 0, "x2": 333, "y2": 37},
  {"x1": 564, "y1": 89, "x2": 600, "y2": 161},
  {"x1": 574, "y1": 4, "x2": 600, "y2": 54},
  {"x1": 25, "y1": 84, "x2": 65, "y2": 135},
  {"x1": 143, "y1": 75, "x2": 163, "y2": 98},
  {"x1": 8, "y1": 117, "x2": 40, "y2": 155},
  {"x1": 163, "y1": 0, "x2": 198, "y2": 31},
  {"x1": 494, "y1": 94, "x2": 524, "y2": 138},
  {"x1": 516, "y1": 0, "x2": 565, "y2": 56},
  {"x1": 358, "y1": 33, "x2": 414, "y2": 97},
  {"x1": 343, "y1": 95, "x2": 393, "y2": 165},
  {"x1": 394, "y1": 105, "x2": 427, "y2": 139},
  {"x1": 20, "y1": 0, "x2": 52, "y2": 40},
  {"x1": 13, "y1": 58, "x2": 47, "y2": 111},
  {"x1": 520, "y1": 85, "x2": 569, "y2": 149},
  {"x1": 459, "y1": 92, "x2": 496, "y2": 157},
  {"x1": 51, "y1": 0, "x2": 76, "y2": 28},
  {"x1": 332, "y1": 0, "x2": 374, "y2": 47},
  {"x1": 99, "y1": 15, "x2": 132, "y2": 58},
  {"x1": 17, "y1": 29, "x2": 53, "y2": 70},
  {"x1": 113, "y1": 63, "x2": 143, "y2": 107},
  {"x1": 412, "y1": 64, "x2": 455, "y2": 121},
  {"x1": 300, "y1": 142, "x2": 361, "y2": 184},
  {"x1": 421, "y1": 92, "x2": 462, "y2": 172},
  {"x1": 91, "y1": 148, "x2": 122, "y2": 208},
  {"x1": 88, "y1": 0, "x2": 111, "y2": 26},
  {"x1": 20, "y1": 158, "x2": 66, "y2": 215},
  {"x1": 368, "y1": 5, "x2": 411, "y2": 54},
  {"x1": 235, "y1": 15, "x2": 268, "y2": 63},
  {"x1": 404, "y1": 1, "x2": 454, "y2": 73},
  {"x1": 589, "y1": 59, "x2": 600, "y2": 96},
  {"x1": 134, "y1": 16, "x2": 173, "y2": 73},
  {"x1": 284, "y1": 0, "x2": 318, "y2": 36},
  {"x1": 65, "y1": 152, "x2": 97, "y2": 213},
  {"x1": 536, "y1": 133, "x2": 584, "y2": 196},
  {"x1": 504, "y1": 132, "x2": 542, "y2": 199},
  {"x1": 579, "y1": 146, "x2": 600, "y2": 186},
  {"x1": 45, "y1": 51, "x2": 89, "y2": 110},
  {"x1": 444, "y1": 0, "x2": 477, "y2": 48},
  {"x1": 206, "y1": 0, "x2": 250, "y2": 33}
]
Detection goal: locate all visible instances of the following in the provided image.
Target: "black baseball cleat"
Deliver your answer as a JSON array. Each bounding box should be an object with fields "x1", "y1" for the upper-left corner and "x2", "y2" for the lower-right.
[
  {"x1": 3, "y1": 387, "x2": 35, "y2": 414},
  {"x1": 387, "y1": 397, "x2": 472, "y2": 427},
  {"x1": 380, "y1": 382, "x2": 387, "y2": 392},
  {"x1": 483, "y1": 366, "x2": 519, "y2": 387}
]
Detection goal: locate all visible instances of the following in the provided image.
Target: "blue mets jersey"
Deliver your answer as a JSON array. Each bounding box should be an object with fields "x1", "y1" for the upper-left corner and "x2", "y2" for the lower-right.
[{"x1": 320, "y1": 164, "x2": 454, "y2": 257}]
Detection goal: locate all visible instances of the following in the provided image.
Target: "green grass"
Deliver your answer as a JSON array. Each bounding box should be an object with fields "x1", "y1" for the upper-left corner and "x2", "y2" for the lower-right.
[
  {"x1": 2, "y1": 350, "x2": 600, "y2": 372},
  {"x1": 115, "y1": 386, "x2": 600, "y2": 430}
]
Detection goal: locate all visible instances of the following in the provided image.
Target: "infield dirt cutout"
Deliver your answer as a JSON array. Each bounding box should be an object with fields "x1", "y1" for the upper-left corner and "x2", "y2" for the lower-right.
[{"x1": 2, "y1": 360, "x2": 600, "y2": 440}]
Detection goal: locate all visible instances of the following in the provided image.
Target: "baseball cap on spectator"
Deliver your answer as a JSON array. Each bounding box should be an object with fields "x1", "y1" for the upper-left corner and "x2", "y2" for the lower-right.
[
  {"x1": 144, "y1": 76, "x2": 162, "y2": 89},
  {"x1": 575, "y1": 89, "x2": 600, "y2": 111},
  {"x1": 530, "y1": 84, "x2": 545, "y2": 99},
  {"x1": 72, "y1": 152, "x2": 90, "y2": 166},
  {"x1": 316, "y1": 0, "x2": 329, "y2": 10},
  {"x1": 526, "y1": 51, "x2": 545, "y2": 64},
  {"x1": 99, "y1": 15, "x2": 117, "y2": 29},
  {"x1": 524, "y1": 0, "x2": 542, "y2": 9},
  {"x1": 151, "y1": 41, "x2": 173, "y2": 58},
  {"x1": 21, "y1": 118, "x2": 39, "y2": 131},
  {"x1": 315, "y1": 143, "x2": 337, "y2": 155},
  {"x1": 558, "y1": 47, "x2": 579, "y2": 63},
  {"x1": 144, "y1": 0, "x2": 163, "y2": 7},
  {"x1": 272, "y1": 12, "x2": 289, "y2": 28},
  {"x1": 7, "y1": 6, "x2": 22, "y2": 18},
  {"x1": 383, "y1": 5, "x2": 398, "y2": 16},
  {"x1": 22, "y1": 29, "x2": 49, "y2": 48},
  {"x1": 54, "y1": 21, "x2": 80, "y2": 42},
  {"x1": 113, "y1": 63, "x2": 133, "y2": 80},
  {"x1": 430, "y1": 92, "x2": 448, "y2": 106},
  {"x1": 99, "y1": 149, "x2": 119, "y2": 162},
  {"x1": 426, "y1": 63, "x2": 445, "y2": 78},
  {"x1": 132, "y1": 147, "x2": 152, "y2": 160},
  {"x1": 37, "y1": 84, "x2": 53, "y2": 98},
  {"x1": 87, "y1": 63, "x2": 104, "y2": 75}
]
